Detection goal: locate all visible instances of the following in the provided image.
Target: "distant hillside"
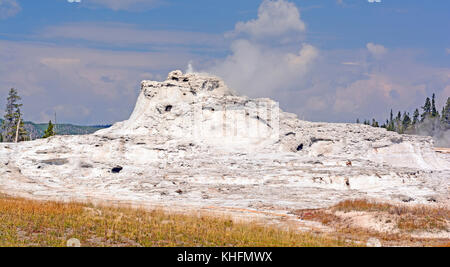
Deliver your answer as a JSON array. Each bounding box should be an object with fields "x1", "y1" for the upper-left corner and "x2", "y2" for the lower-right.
[{"x1": 0, "y1": 119, "x2": 110, "y2": 140}]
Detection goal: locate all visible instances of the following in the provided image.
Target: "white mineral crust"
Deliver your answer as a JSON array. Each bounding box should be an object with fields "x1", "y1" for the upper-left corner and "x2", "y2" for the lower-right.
[{"x1": 0, "y1": 71, "x2": 449, "y2": 214}]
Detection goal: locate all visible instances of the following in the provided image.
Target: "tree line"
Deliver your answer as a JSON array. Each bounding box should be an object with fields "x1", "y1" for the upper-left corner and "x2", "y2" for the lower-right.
[
  {"x1": 0, "y1": 88, "x2": 55, "y2": 143},
  {"x1": 357, "y1": 94, "x2": 450, "y2": 136}
]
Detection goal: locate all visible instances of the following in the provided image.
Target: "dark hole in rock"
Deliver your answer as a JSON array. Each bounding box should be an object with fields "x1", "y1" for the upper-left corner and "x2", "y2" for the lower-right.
[
  {"x1": 176, "y1": 189, "x2": 183, "y2": 194},
  {"x1": 285, "y1": 132, "x2": 296, "y2": 136},
  {"x1": 345, "y1": 179, "x2": 350, "y2": 187},
  {"x1": 81, "y1": 163, "x2": 93, "y2": 168},
  {"x1": 172, "y1": 77, "x2": 179, "y2": 81},
  {"x1": 296, "y1": 144, "x2": 304, "y2": 151},
  {"x1": 183, "y1": 78, "x2": 189, "y2": 82},
  {"x1": 112, "y1": 166, "x2": 123, "y2": 173},
  {"x1": 165, "y1": 105, "x2": 173, "y2": 112}
]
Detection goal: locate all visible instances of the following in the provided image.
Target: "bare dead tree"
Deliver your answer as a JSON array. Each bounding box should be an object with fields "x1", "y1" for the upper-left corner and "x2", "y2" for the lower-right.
[{"x1": 14, "y1": 118, "x2": 21, "y2": 143}]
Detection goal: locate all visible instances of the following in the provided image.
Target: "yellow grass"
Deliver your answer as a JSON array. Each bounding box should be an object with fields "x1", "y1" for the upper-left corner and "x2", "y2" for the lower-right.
[
  {"x1": 0, "y1": 195, "x2": 350, "y2": 247},
  {"x1": 333, "y1": 199, "x2": 449, "y2": 232},
  {"x1": 293, "y1": 199, "x2": 450, "y2": 247}
]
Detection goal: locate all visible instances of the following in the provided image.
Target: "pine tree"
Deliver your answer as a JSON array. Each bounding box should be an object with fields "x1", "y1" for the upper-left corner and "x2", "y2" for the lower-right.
[
  {"x1": 412, "y1": 108, "x2": 420, "y2": 125},
  {"x1": 441, "y1": 97, "x2": 450, "y2": 129},
  {"x1": 42, "y1": 120, "x2": 55, "y2": 138},
  {"x1": 356, "y1": 118, "x2": 360, "y2": 124},
  {"x1": 1, "y1": 88, "x2": 28, "y2": 142},
  {"x1": 421, "y1": 97, "x2": 431, "y2": 121},
  {"x1": 395, "y1": 111, "x2": 402, "y2": 133},
  {"x1": 402, "y1": 112, "x2": 411, "y2": 131},
  {"x1": 431, "y1": 93, "x2": 438, "y2": 117},
  {"x1": 371, "y1": 119, "x2": 379, "y2": 127},
  {"x1": 387, "y1": 109, "x2": 395, "y2": 131}
]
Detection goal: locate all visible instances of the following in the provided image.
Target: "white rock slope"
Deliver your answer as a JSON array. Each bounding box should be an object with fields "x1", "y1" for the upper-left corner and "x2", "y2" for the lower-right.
[{"x1": 0, "y1": 71, "x2": 449, "y2": 213}]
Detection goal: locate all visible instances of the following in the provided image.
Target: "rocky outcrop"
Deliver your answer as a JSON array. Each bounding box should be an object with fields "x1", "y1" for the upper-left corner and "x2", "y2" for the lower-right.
[{"x1": 0, "y1": 71, "x2": 449, "y2": 213}]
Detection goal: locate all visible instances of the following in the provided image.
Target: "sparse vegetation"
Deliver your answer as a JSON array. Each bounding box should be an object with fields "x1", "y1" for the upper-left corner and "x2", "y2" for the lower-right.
[
  {"x1": 333, "y1": 199, "x2": 449, "y2": 232},
  {"x1": 0, "y1": 194, "x2": 349, "y2": 247},
  {"x1": 293, "y1": 199, "x2": 449, "y2": 247}
]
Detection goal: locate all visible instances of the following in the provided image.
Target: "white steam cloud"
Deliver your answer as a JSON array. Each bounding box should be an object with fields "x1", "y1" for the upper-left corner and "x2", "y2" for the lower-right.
[{"x1": 209, "y1": 0, "x2": 318, "y2": 98}]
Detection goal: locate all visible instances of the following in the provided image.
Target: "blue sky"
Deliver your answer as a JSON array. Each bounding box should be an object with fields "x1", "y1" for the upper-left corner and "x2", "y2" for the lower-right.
[{"x1": 0, "y1": 0, "x2": 449, "y2": 124}]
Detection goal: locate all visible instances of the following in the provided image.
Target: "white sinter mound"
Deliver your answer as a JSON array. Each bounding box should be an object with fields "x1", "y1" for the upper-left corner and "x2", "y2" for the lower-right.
[{"x1": 1, "y1": 71, "x2": 449, "y2": 213}]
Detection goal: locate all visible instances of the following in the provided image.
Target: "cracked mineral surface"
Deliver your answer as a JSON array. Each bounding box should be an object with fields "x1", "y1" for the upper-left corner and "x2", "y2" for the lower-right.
[{"x1": 0, "y1": 70, "x2": 449, "y2": 217}]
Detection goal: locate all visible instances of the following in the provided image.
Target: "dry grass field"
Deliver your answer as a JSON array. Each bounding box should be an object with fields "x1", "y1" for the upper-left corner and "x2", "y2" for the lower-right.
[
  {"x1": 1, "y1": 193, "x2": 448, "y2": 247},
  {"x1": 0, "y1": 194, "x2": 350, "y2": 247}
]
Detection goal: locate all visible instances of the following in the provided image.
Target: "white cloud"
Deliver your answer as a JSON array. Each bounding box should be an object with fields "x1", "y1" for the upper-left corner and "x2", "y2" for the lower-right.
[
  {"x1": 230, "y1": 0, "x2": 306, "y2": 40},
  {"x1": 368, "y1": 0, "x2": 381, "y2": 3},
  {"x1": 333, "y1": 74, "x2": 426, "y2": 115},
  {"x1": 209, "y1": 0, "x2": 317, "y2": 98},
  {"x1": 303, "y1": 47, "x2": 450, "y2": 122},
  {"x1": 0, "y1": 40, "x2": 196, "y2": 124},
  {"x1": 211, "y1": 41, "x2": 318, "y2": 97},
  {"x1": 0, "y1": 0, "x2": 21, "y2": 19},
  {"x1": 366, "y1": 42, "x2": 387, "y2": 58}
]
